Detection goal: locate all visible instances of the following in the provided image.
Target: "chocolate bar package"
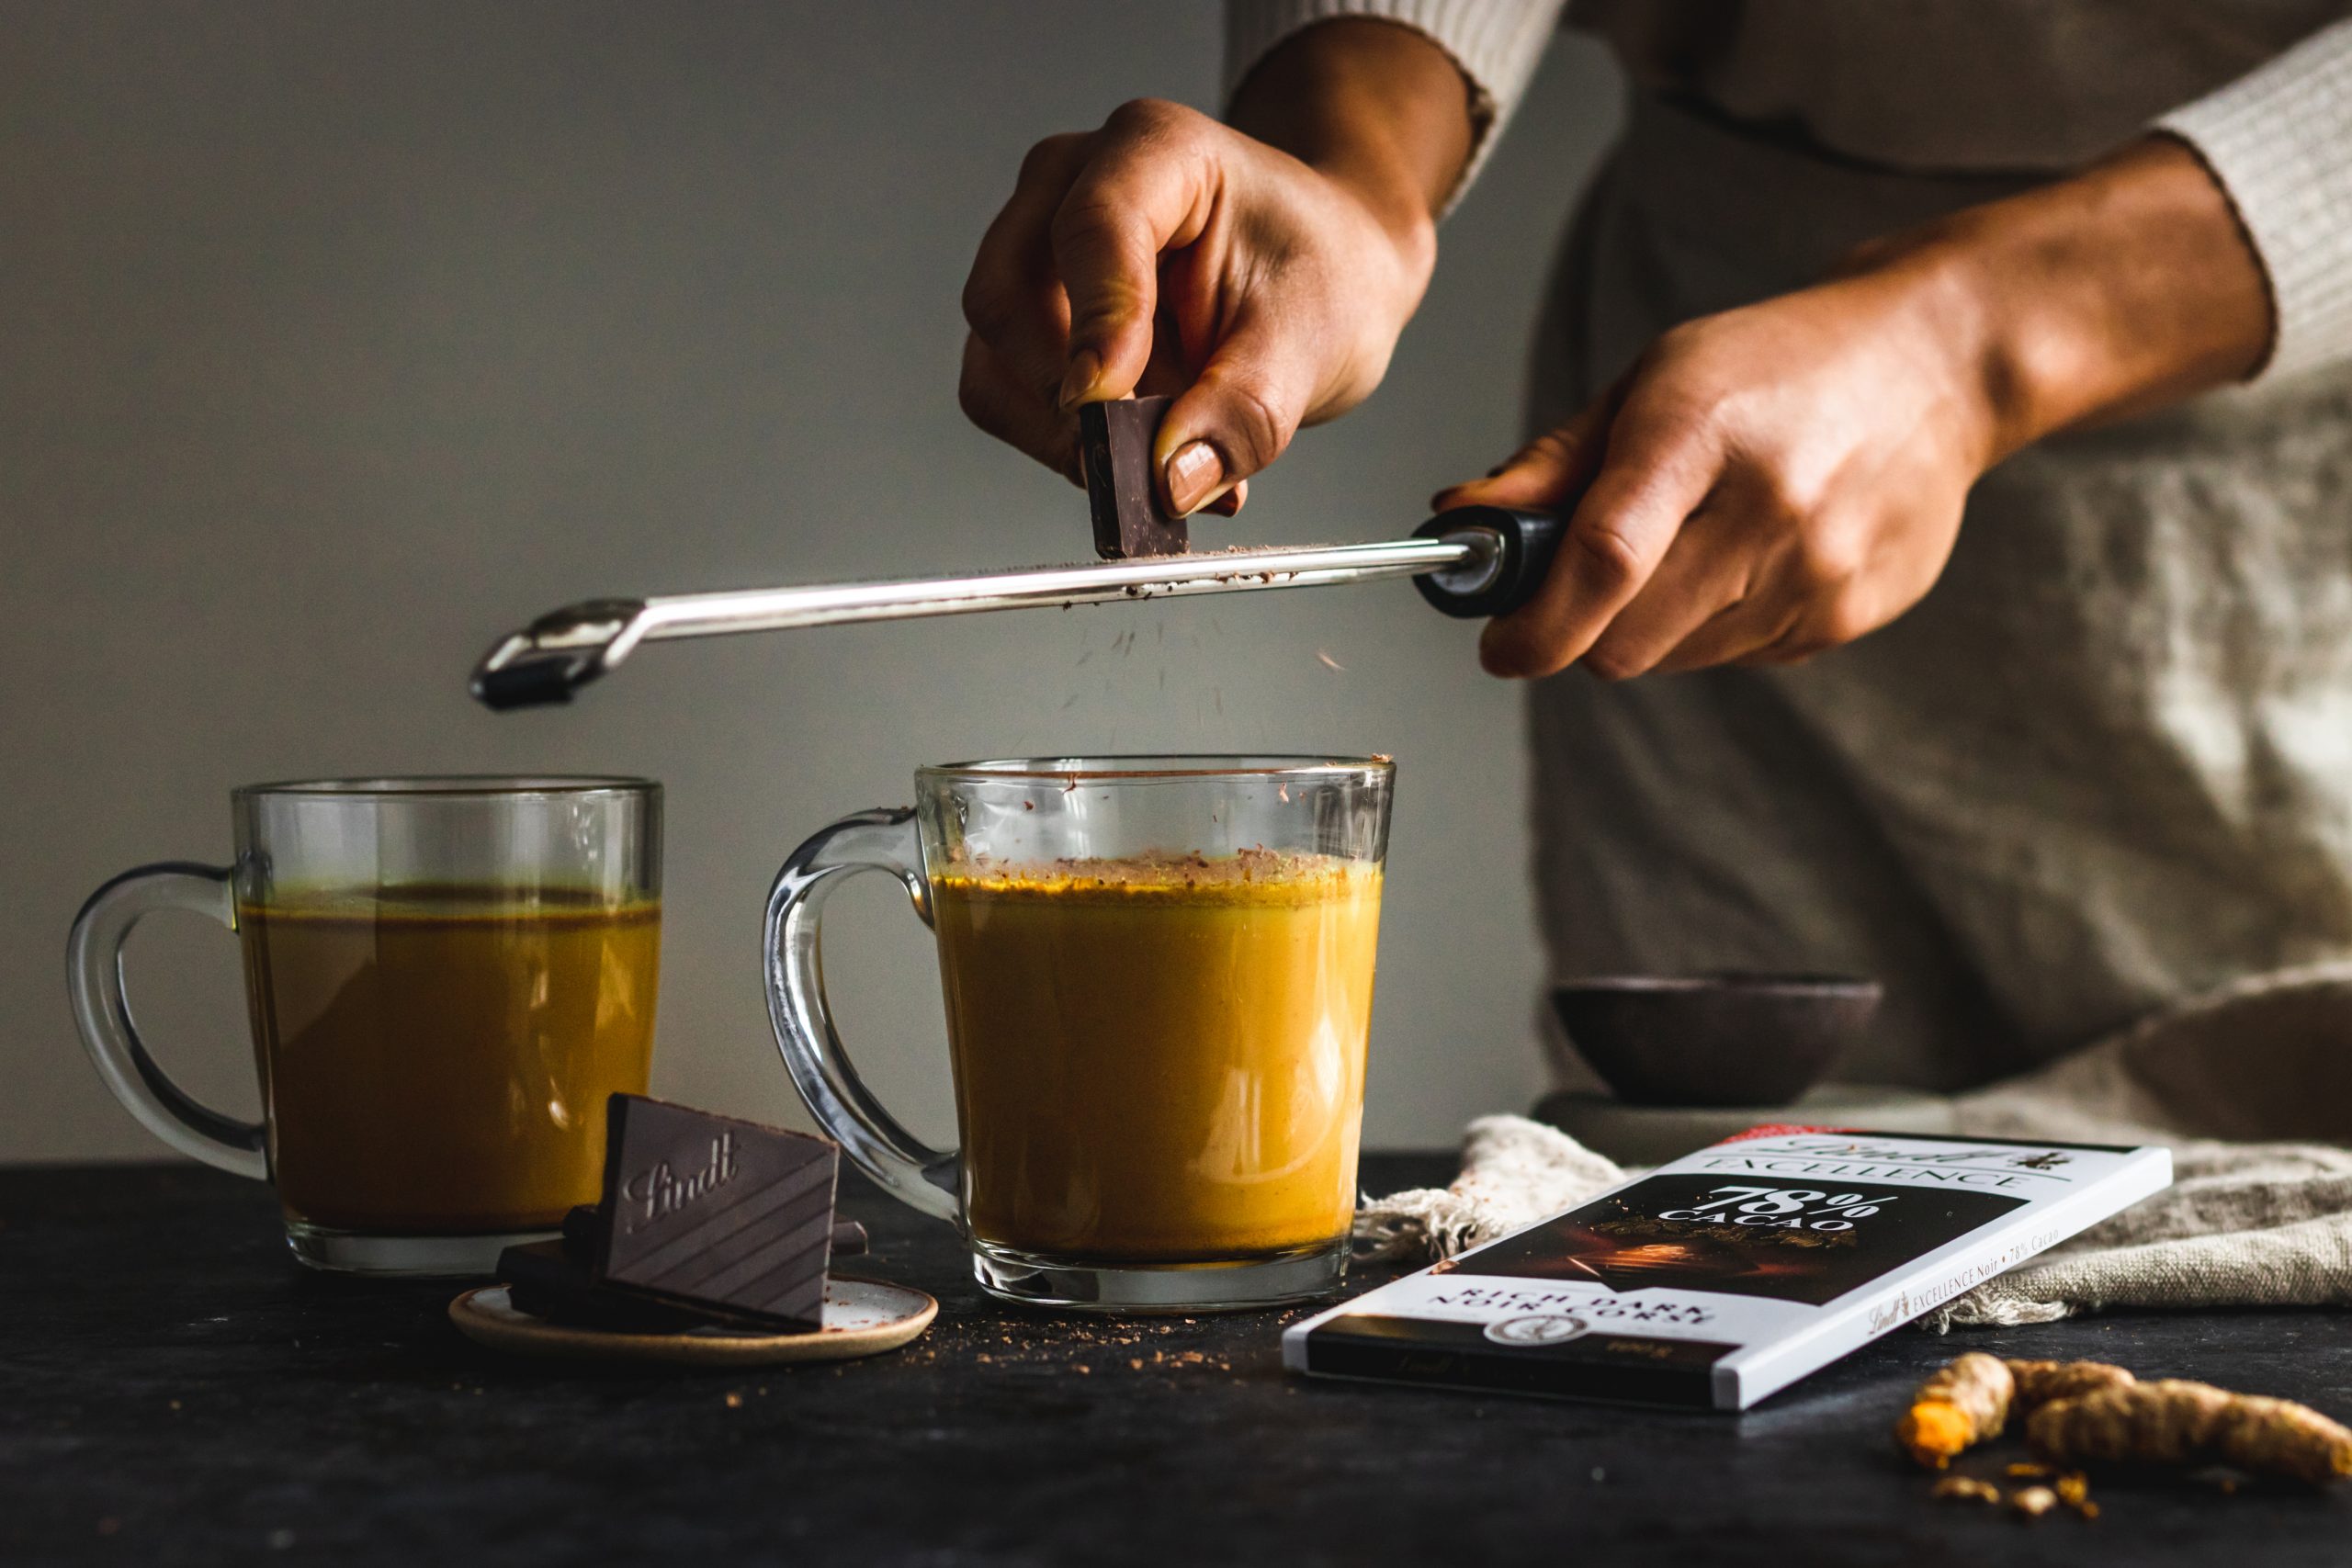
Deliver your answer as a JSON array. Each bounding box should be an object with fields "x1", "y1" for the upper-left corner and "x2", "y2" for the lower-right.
[{"x1": 1285, "y1": 1129, "x2": 2171, "y2": 1410}]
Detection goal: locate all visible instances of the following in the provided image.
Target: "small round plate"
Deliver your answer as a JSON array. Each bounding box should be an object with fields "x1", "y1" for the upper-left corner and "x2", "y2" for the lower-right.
[{"x1": 448, "y1": 1276, "x2": 937, "y2": 1366}]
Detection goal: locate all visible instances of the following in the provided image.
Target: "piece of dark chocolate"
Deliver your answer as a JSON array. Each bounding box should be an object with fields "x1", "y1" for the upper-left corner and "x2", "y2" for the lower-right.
[
  {"x1": 496, "y1": 1239, "x2": 771, "y2": 1334},
  {"x1": 569, "y1": 1202, "x2": 865, "y2": 1258},
  {"x1": 593, "y1": 1094, "x2": 840, "y2": 1331},
  {"x1": 1080, "y1": 395, "x2": 1188, "y2": 559}
]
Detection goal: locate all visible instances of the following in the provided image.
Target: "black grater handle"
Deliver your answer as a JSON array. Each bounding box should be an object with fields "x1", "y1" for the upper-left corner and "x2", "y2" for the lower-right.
[{"x1": 1411, "y1": 507, "x2": 1564, "y2": 619}]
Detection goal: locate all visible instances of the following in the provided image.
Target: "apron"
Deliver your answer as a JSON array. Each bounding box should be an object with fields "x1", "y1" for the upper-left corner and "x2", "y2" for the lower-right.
[{"x1": 1527, "y1": 94, "x2": 2352, "y2": 1091}]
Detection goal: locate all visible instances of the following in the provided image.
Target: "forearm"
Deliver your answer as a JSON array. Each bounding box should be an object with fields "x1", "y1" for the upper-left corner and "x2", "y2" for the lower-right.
[
  {"x1": 1866, "y1": 139, "x2": 2271, "y2": 467},
  {"x1": 1227, "y1": 17, "x2": 1476, "y2": 288}
]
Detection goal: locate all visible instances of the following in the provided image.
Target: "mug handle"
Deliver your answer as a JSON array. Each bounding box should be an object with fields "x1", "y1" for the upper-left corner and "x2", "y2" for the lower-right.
[
  {"x1": 763, "y1": 809, "x2": 960, "y2": 1224},
  {"x1": 66, "y1": 862, "x2": 268, "y2": 1179}
]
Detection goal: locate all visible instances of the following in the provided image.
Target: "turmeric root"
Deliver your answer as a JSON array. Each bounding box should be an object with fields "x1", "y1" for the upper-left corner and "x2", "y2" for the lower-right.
[
  {"x1": 2027, "y1": 1379, "x2": 2352, "y2": 1485},
  {"x1": 1930, "y1": 1476, "x2": 2002, "y2": 1505},
  {"x1": 1897, "y1": 1353, "x2": 2014, "y2": 1467},
  {"x1": 2009, "y1": 1485, "x2": 2059, "y2": 1519},
  {"x1": 2005, "y1": 1359, "x2": 2136, "y2": 1407},
  {"x1": 1897, "y1": 1355, "x2": 2135, "y2": 1468}
]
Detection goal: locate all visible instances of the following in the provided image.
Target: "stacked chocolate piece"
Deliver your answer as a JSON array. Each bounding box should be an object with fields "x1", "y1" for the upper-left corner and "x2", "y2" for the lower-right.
[
  {"x1": 498, "y1": 1094, "x2": 865, "y2": 1334},
  {"x1": 1080, "y1": 393, "x2": 1188, "y2": 558}
]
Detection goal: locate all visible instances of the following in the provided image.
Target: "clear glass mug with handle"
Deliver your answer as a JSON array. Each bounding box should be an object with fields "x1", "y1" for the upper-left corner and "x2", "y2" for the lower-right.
[
  {"x1": 765, "y1": 755, "x2": 1392, "y2": 1312},
  {"x1": 67, "y1": 776, "x2": 662, "y2": 1275}
]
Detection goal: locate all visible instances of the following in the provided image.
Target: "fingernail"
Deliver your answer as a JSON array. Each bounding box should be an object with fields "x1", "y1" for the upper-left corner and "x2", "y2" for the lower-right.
[
  {"x1": 1166, "y1": 440, "x2": 1225, "y2": 516},
  {"x1": 1058, "y1": 350, "x2": 1101, "y2": 412}
]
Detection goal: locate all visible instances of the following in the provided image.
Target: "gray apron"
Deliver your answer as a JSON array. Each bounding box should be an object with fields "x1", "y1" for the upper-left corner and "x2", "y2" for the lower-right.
[{"x1": 1528, "y1": 94, "x2": 2352, "y2": 1091}]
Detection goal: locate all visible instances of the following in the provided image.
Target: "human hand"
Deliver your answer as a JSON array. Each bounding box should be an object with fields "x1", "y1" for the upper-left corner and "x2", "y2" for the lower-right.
[
  {"x1": 1437, "y1": 268, "x2": 1996, "y2": 679},
  {"x1": 959, "y1": 98, "x2": 1431, "y2": 518},
  {"x1": 959, "y1": 19, "x2": 1473, "y2": 518},
  {"x1": 1438, "y1": 138, "x2": 2268, "y2": 681}
]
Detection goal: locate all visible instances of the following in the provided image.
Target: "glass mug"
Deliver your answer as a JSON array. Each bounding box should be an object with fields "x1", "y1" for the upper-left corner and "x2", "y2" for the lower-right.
[
  {"x1": 765, "y1": 755, "x2": 1391, "y2": 1311},
  {"x1": 67, "y1": 777, "x2": 662, "y2": 1275}
]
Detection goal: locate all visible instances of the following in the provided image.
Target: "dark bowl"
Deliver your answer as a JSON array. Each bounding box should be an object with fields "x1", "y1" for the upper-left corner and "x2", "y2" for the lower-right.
[{"x1": 1551, "y1": 973, "x2": 1883, "y2": 1109}]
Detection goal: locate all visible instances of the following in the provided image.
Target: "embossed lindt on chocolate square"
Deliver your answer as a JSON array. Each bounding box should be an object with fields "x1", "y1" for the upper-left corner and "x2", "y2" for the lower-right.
[{"x1": 591, "y1": 1093, "x2": 840, "y2": 1330}]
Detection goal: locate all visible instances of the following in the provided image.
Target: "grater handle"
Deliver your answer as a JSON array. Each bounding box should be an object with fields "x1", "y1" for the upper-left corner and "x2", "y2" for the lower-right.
[{"x1": 1412, "y1": 508, "x2": 1564, "y2": 619}]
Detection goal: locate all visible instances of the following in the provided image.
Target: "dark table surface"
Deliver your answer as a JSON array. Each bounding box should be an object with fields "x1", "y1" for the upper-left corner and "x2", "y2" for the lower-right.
[{"x1": 6, "y1": 1157, "x2": 2350, "y2": 1567}]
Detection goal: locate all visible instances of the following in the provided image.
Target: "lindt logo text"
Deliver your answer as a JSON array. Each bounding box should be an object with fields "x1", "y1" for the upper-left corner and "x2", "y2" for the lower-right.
[{"x1": 623, "y1": 1134, "x2": 739, "y2": 1231}]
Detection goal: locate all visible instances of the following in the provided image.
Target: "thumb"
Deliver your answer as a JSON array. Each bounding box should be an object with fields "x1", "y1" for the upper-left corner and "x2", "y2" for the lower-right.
[
  {"x1": 1152, "y1": 310, "x2": 1319, "y2": 516},
  {"x1": 1431, "y1": 385, "x2": 1622, "y2": 515}
]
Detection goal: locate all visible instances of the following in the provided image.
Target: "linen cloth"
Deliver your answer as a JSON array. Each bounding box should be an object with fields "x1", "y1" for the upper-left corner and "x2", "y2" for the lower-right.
[{"x1": 1358, "y1": 965, "x2": 2352, "y2": 1326}]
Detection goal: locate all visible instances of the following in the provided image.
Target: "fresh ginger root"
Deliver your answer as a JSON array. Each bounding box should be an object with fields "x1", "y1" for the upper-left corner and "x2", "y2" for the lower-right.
[
  {"x1": 1897, "y1": 1355, "x2": 2136, "y2": 1468},
  {"x1": 2027, "y1": 1379, "x2": 2352, "y2": 1485}
]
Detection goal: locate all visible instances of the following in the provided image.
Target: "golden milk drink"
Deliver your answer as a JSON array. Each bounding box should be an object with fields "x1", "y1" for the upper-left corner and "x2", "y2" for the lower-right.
[
  {"x1": 239, "y1": 886, "x2": 661, "y2": 1233},
  {"x1": 931, "y1": 851, "x2": 1380, "y2": 1262}
]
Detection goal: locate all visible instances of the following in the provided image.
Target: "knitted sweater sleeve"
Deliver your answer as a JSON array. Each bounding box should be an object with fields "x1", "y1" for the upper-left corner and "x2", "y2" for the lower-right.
[
  {"x1": 1222, "y1": 0, "x2": 1566, "y2": 211},
  {"x1": 2157, "y1": 17, "x2": 2352, "y2": 381}
]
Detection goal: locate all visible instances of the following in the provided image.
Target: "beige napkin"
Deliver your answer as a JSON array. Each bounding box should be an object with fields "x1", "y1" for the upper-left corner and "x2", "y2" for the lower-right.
[{"x1": 1356, "y1": 964, "x2": 2352, "y2": 1329}]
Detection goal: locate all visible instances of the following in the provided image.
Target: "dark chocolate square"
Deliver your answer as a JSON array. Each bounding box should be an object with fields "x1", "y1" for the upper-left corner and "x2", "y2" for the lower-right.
[
  {"x1": 497, "y1": 1239, "x2": 764, "y2": 1334},
  {"x1": 593, "y1": 1094, "x2": 840, "y2": 1330},
  {"x1": 1080, "y1": 395, "x2": 1188, "y2": 559}
]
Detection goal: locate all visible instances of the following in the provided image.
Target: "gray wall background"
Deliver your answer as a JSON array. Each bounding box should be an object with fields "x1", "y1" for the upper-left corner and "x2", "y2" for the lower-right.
[{"x1": 3, "y1": 3, "x2": 1621, "y2": 1162}]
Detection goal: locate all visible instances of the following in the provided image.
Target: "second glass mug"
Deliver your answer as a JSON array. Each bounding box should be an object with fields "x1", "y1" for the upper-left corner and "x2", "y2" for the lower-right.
[
  {"x1": 66, "y1": 777, "x2": 662, "y2": 1275},
  {"x1": 765, "y1": 755, "x2": 1393, "y2": 1312}
]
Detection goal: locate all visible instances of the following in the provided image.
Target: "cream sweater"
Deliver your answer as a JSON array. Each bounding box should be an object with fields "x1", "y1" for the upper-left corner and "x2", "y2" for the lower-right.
[{"x1": 1225, "y1": 1, "x2": 2352, "y2": 380}]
